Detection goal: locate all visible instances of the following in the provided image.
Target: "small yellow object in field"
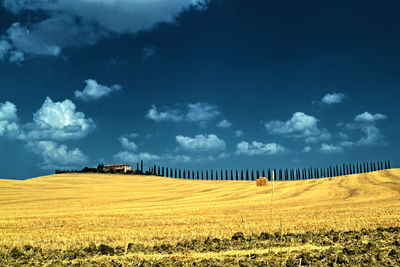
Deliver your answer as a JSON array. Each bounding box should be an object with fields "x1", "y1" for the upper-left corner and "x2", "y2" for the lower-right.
[{"x1": 256, "y1": 177, "x2": 267, "y2": 186}]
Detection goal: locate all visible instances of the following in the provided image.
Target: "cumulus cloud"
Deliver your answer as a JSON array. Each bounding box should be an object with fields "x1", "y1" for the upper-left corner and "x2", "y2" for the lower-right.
[
  {"x1": 0, "y1": 101, "x2": 21, "y2": 137},
  {"x1": 264, "y1": 112, "x2": 330, "y2": 142},
  {"x1": 217, "y1": 119, "x2": 232, "y2": 128},
  {"x1": 321, "y1": 92, "x2": 345, "y2": 104},
  {"x1": 176, "y1": 134, "x2": 226, "y2": 151},
  {"x1": 1, "y1": 0, "x2": 206, "y2": 61},
  {"x1": 7, "y1": 22, "x2": 61, "y2": 56},
  {"x1": 357, "y1": 125, "x2": 383, "y2": 145},
  {"x1": 303, "y1": 146, "x2": 312, "y2": 153},
  {"x1": 236, "y1": 141, "x2": 285, "y2": 156},
  {"x1": 342, "y1": 111, "x2": 387, "y2": 146},
  {"x1": 118, "y1": 136, "x2": 138, "y2": 151},
  {"x1": 186, "y1": 103, "x2": 220, "y2": 122},
  {"x1": 26, "y1": 140, "x2": 87, "y2": 169},
  {"x1": 0, "y1": 39, "x2": 12, "y2": 60},
  {"x1": 25, "y1": 97, "x2": 95, "y2": 141},
  {"x1": 146, "y1": 105, "x2": 183, "y2": 122},
  {"x1": 74, "y1": 79, "x2": 121, "y2": 101},
  {"x1": 9, "y1": 50, "x2": 25, "y2": 63},
  {"x1": 319, "y1": 143, "x2": 344, "y2": 153},
  {"x1": 146, "y1": 102, "x2": 220, "y2": 124},
  {"x1": 354, "y1": 112, "x2": 387, "y2": 123}
]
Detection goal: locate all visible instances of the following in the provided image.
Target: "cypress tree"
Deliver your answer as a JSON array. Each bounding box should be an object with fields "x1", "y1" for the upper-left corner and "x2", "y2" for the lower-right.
[
  {"x1": 241, "y1": 170, "x2": 244, "y2": 180},
  {"x1": 141, "y1": 160, "x2": 143, "y2": 173},
  {"x1": 388, "y1": 160, "x2": 391, "y2": 169},
  {"x1": 153, "y1": 164, "x2": 156, "y2": 175},
  {"x1": 268, "y1": 169, "x2": 271, "y2": 180},
  {"x1": 370, "y1": 162, "x2": 373, "y2": 172},
  {"x1": 236, "y1": 170, "x2": 238, "y2": 180},
  {"x1": 211, "y1": 170, "x2": 214, "y2": 180},
  {"x1": 216, "y1": 170, "x2": 218, "y2": 180},
  {"x1": 196, "y1": 170, "x2": 199, "y2": 180},
  {"x1": 262, "y1": 170, "x2": 265, "y2": 178},
  {"x1": 206, "y1": 170, "x2": 209, "y2": 180},
  {"x1": 285, "y1": 169, "x2": 288, "y2": 180},
  {"x1": 230, "y1": 170, "x2": 233, "y2": 180},
  {"x1": 385, "y1": 161, "x2": 388, "y2": 169},
  {"x1": 246, "y1": 170, "x2": 249, "y2": 180},
  {"x1": 251, "y1": 170, "x2": 254, "y2": 180},
  {"x1": 380, "y1": 161, "x2": 383, "y2": 170},
  {"x1": 256, "y1": 170, "x2": 260, "y2": 179},
  {"x1": 226, "y1": 170, "x2": 228, "y2": 180},
  {"x1": 221, "y1": 170, "x2": 224, "y2": 180},
  {"x1": 174, "y1": 168, "x2": 177, "y2": 178},
  {"x1": 178, "y1": 169, "x2": 181, "y2": 178},
  {"x1": 137, "y1": 162, "x2": 139, "y2": 171},
  {"x1": 202, "y1": 170, "x2": 204, "y2": 180}
]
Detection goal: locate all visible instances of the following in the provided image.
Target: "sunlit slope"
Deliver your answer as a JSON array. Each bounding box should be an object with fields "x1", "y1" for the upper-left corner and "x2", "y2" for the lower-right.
[{"x1": 0, "y1": 169, "x2": 399, "y2": 249}]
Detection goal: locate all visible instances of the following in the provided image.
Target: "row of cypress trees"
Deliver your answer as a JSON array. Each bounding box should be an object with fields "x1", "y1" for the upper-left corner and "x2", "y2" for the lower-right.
[{"x1": 136, "y1": 160, "x2": 391, "y2": 181}]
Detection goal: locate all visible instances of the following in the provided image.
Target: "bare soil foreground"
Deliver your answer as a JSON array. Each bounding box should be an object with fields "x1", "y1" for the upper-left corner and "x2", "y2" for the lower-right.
[{"x1": 0, "y1": 169, "x2": 399, "y2": 265}]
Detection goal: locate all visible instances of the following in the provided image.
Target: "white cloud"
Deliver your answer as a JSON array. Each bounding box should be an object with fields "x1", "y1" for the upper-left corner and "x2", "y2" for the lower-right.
[
  {"x1": 303, "y1": 146, "x2": 312, "y2": 153},
  {"x1": 321, "y1": 92, "x2": 345, "y2": 104},
  {"x1": 146, "y1": 105, "x2": 183, "y2": 122},
  {"x1": 25, "y1": 97, "x2": 95, "y2": 141},
  {"x1": 0, "y1": 39, "x2": 12, "y2": 60},
  {"x1": 114, "y1": 151, "x2": 160, "y2": 164},
  {"x1": 26, "y1": 140, "x2": 87, "y2": 169},
  {"x1": 0, "y1": 101, "x2": 21, "y2": 137},
  {"x1": 1, "y1": 0, "x2": 205, "y2": 61},
  {"x1": 264, "y1": 112, "x2": 330, "y2": 142},
  {"x1": 118, "y1": 136, "x2": 138, "y2": 151},
  {"x1": 165, "y1": 154, "x2": 192, "y2": 163},
  {"x1": 0, "y1": 101, "x2": 18, "y2": 121},
  {"x1": 339, "y1": 140, "x2": 354, "y2": 147},
  {"x1": 354, "y1": 112, "x2": 387, "y2": 123},
  {"x1": 74, "y1": 79, "x2": 121, "y2": 101},
  {"x1": 342, "y1": 111, "x2": 387, "y2": 146},
  {"x1": 234, "y1": 130, "x2": 244, "y2": 137},
  {"x1": 6, "y1": 22, "x2": 61, "y2": 56},
  {"x1": 9, "y1": 50, "x2": 25, "y2": 63},
  {"x1": 357, "y1": 125, "x2": 383, "y2": 145},
  {"x1": 217, "y1": 119, "x2": 232, "y2": 128},
  {"x1": 319, "y1": 143, "x2": 344, "y2": 153},
  {"x1": 176, "y1": 134, "x2": 226, "y2": 151},
  {"x1": 146, "y1": 102, "x2": 220, "y2": 124},
  {"x1": 186, "y1": 102, "x2": 220, "y2": 122},
  {"x1": 235, "y1": 141, "x2": 285, "y2": 156}
]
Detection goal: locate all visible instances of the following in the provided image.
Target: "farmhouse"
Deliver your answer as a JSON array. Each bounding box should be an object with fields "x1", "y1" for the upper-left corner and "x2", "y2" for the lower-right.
[{"x1": 104, "y1": 164, "x2": 132, "y2": 173}]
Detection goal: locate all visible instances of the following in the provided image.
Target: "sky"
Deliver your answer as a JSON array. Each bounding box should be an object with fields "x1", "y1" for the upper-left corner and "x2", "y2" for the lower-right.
[{"x1": 0, "y1": 0, "x2": 399, "y2": 179}]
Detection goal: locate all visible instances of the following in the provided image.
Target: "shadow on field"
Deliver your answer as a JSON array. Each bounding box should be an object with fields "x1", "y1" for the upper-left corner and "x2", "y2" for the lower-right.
[{"x1": 1, "y1": 227, "x2": 400, "y2": 266}]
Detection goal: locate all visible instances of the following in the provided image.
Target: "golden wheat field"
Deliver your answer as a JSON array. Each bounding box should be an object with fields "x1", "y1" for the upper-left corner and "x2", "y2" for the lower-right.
[{"x1": 0, "y1": 169, "x2": 399, "y2": 251}]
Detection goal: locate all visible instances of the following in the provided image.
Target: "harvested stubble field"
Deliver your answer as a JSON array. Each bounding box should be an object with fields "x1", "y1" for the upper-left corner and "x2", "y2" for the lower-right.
[{"x1": 0, "y1": 169, "x2": 400, "y2": 266}]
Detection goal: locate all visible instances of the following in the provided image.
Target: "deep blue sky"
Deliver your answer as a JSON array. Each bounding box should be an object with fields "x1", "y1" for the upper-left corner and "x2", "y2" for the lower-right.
[{"x1": 0, "y1": 0, "x2": 399, "y2": 179}]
